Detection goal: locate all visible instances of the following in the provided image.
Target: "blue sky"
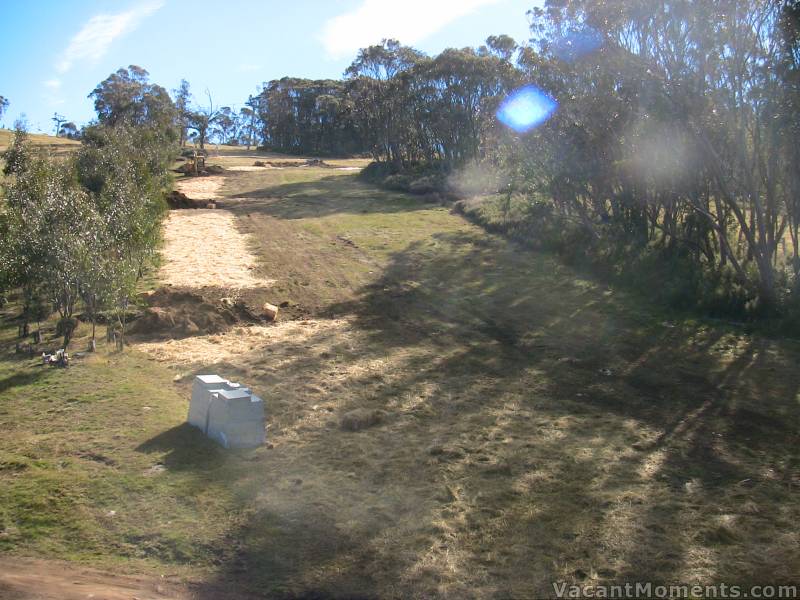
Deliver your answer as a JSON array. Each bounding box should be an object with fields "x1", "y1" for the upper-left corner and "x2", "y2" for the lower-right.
[{"x1": 0, "y1": 0, "x2": 536, "y2": 133}]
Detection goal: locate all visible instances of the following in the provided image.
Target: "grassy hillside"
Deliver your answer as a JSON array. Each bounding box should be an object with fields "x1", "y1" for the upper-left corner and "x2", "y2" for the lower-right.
[
  {"x1": 0, "y1": 129, "x2": 81, "y2": 176},
  {"x1": 1, "y1": 159, "x2": 798, "y2": 597},
  {"x1": 0, "y1": 129, "x2": 80, "y2": 154}
]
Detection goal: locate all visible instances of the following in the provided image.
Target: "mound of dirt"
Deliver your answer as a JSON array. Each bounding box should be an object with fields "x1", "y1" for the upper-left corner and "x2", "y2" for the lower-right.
[
  {"x1": 128, "y1": 288, "x2": 262, "y2": 339},
  {"x1": 174, "y1": 163, "x2": 226, "y2": 176},
  {"x1": 165, "y1": 190, "x2": 209, "y2": 210},
  {"x1": 260, "y1": 159, "x2": 333, "y2": 168},
  {"x1": 304, "y1": 158, "x2": 332, "y2": 168}
]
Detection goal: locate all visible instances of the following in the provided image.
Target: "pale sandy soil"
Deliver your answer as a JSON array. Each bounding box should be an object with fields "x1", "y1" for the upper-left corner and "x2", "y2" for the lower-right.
[
  {"x1": 159, "y1": 210, "x2": 271, "y2": 289},
  {"x1": 225, "y1": 165, "x2": 273, "y2": 171},
  {"x1": 175, "y1": 176, "x2": 225, "y2": 200},
  {"x1": 226, "y1": 165, "x2": 358, "y2": 172}
]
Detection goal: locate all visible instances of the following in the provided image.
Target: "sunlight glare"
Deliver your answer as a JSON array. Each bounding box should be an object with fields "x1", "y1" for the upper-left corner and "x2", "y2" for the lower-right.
[{"x1": 497, "y1": 85, "x2": 557, "y2": 133}]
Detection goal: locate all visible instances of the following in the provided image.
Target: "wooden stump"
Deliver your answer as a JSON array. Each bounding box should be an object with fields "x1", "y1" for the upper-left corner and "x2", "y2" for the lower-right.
[{"x1": 262, "y1": 302, "x2": 279, "y2": 321}]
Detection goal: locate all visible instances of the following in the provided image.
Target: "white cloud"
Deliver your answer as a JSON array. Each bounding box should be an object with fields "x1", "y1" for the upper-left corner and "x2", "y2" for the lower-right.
[
  {"x1": 43, "y1": 79, "x2": 61, "y2": 89},
  {"x1": 56, "y1": 0, "x2": 164, "y2": 73},
  {"x1": 321, "y1": 0, "x2": 503, "y2": 59}
]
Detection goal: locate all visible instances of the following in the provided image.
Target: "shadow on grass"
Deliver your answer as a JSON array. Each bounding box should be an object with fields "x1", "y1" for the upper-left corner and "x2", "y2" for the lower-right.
[
  {"x1": 135, "y1": 423, "x2": 229, "y2": 471},
  {"x1": 227, "y1": 175, "x2": 436, "y2": 220},
  {"x1": 186, "y1": 228, "x2": 799, "y2": 596},
  {"x1": 0, "y1": 368, "x2": 46, "y2": 395}
]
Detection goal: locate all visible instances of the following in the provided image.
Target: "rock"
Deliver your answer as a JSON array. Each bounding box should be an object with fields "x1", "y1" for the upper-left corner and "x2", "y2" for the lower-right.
[
  {"x1": 262, "y1": 302, "x2": 279, "y2": 321},
  {"x1": 340, "y1": 408, "x2": 387, "y2": 431}
]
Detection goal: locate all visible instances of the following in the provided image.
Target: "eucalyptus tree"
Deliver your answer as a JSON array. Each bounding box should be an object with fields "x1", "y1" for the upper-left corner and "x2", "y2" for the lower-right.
[
  {"x1": 509, "y1": 0, "x2": 800, "y2": 310},
  {"x1": 254, "y1": 78, "x2": 360, "y2": 155},
  {"x1": 240, "y1": 103, "x2": 257, "y2": 148},
  {"x1": 173, "y1": 79, "x2": 192, "y2": 147},
  {"x1": 3, "y1": 144, "x2": 97, "y2": 348},
  {"x1": 345, "y1": 39, "x2": 425, "y2": 164},
  {"x1": 213, "y1": 106, "x2": 239, "y2": 144},
  {"x1": 51, "y1": 113, "x2": 66, "y2": 137},
  {"x1": 59, "y1": 122, "x2": 79, "y2": 139},
  {"x1": 90, "y1": 66, "x2": 176, "y2": 138}
]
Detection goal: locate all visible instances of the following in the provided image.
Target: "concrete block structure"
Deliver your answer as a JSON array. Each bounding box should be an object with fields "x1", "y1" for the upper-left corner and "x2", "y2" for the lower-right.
[{"x1": 188, "y1": 374, "x2": 265, "y2": 449}]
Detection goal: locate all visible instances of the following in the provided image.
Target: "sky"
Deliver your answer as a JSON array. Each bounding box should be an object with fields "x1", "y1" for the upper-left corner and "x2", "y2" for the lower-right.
[{"x1": 0, "y1": 0, "x2": 536, "y2": 133}]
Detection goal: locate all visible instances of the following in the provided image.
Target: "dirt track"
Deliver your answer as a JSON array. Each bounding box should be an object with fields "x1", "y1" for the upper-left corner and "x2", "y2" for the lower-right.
[
  {"x1": 159, "y1": 210, "x2": 270, "y2": 289},
  {"x1": 0, "y1": 557, "x2": 189, "y2": 600}
]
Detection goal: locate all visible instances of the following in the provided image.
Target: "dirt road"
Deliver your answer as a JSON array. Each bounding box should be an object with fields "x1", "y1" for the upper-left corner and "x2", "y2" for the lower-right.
[{"x1": 0, "y1": 557, "x2": 189, "y2": 600}]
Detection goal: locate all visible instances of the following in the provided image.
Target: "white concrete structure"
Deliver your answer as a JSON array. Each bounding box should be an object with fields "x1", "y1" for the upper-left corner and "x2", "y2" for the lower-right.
[{"x1": 188, "y1": 374, "x2": 265, "y2": 449}]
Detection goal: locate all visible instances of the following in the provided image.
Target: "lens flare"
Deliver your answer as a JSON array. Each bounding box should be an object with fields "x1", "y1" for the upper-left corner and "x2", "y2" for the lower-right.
[
  {"x1": 497, "y1": 85, "x2": 557, "y2": 133},
  {"x1": 552, "y1": 28, "x2": 603, "y2": 62}
]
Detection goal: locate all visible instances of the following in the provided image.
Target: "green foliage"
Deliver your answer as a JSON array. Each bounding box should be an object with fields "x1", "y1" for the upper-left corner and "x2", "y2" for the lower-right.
[
  {"x1": 89, "y1": 66, "x2": 177, "y2": 141},
  {"x1": 249, "y1": 38, "x2": 518, "y2": 163},
  {"x1": 2, "y1": 145, "x2": 97, "y2": 346},
  {"x1": 254, "y1": 77, "x2": 361, "y2": 156},
  {"x1": 1, "y1": 128, "x2": 32, "y2": 177},
  {"x1": 0, "y1": 65, "x2": 176, "y2": 348}
]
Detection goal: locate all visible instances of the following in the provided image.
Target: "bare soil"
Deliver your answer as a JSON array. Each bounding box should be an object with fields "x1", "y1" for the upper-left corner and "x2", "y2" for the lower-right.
[
  {"x1": 0, "y1": 557, "x2": 190, "y2": 600},
  {"x1": 158, "y1": 210, "x2": 271, "y2": 290},
  {"x1": 174, "y1": 176, "x2": 225, "y2": 201}
]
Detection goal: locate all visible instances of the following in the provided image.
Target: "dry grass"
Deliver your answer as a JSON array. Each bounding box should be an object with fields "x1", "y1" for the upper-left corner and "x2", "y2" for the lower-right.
[
  {"x1": 0, "y1": 129, "x2": 81, "y2": 154},
  {"x1": 154, "y1": 157, "x2": 800, "y2": 596}
]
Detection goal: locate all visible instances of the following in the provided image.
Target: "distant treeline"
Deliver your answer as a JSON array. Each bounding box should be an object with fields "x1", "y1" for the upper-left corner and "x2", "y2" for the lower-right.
[{"x1": 247, "y1": 37, "x2": 516, "y2": 162}]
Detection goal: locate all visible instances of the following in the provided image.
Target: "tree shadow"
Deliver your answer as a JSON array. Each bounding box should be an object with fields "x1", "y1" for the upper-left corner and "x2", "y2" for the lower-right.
[
  {"x1": 168, "y1": 227, "x2": 799, "y2": 596},
  {"x1": 226, "y1": 175, "x2": 437, "y2": 220},
  {"x1": 0, "y1": 368, "x2": 46, "y2": 395}
]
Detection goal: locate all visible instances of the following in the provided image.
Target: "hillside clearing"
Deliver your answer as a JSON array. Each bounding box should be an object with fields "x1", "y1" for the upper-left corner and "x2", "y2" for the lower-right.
[{"x1": 1, "y1": 151, "x2": 798, "y2": 598}]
